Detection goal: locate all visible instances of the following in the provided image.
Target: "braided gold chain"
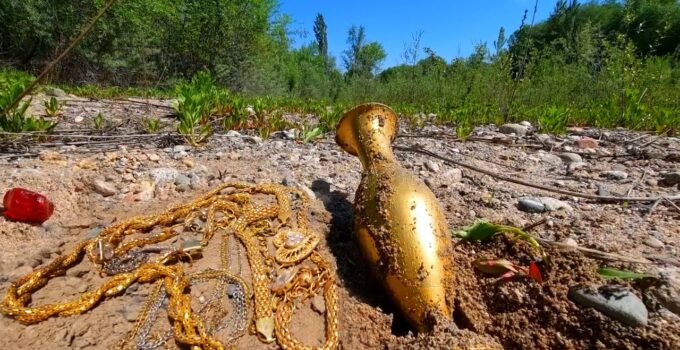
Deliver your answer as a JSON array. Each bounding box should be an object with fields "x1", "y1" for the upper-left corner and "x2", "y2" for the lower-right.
[{"x1": 0, "y1": 182, "x2": 339, "y2": 350}]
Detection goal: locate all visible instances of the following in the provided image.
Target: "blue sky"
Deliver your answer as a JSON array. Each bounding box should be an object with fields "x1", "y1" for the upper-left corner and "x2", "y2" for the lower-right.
[{"x1": 277, "y1": 0, "x2": 554, "y2": 69}]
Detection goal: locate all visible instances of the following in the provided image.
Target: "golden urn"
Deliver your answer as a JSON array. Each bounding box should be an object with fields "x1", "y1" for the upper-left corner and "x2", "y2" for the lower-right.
[{"x1": 335, "y1": 102, "x2": 453, "y2": 331}]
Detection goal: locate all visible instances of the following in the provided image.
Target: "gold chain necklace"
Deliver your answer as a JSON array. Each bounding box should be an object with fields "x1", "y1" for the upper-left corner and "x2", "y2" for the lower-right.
[{"x1": 1, "y1": 182, "x2": 339, "y2": 350}]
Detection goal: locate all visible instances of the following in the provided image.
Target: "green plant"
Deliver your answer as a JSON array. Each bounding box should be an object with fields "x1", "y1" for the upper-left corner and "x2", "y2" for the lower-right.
[
  {"x1": 455, "y1": 220, "x2": 544, "y2": 259},
  {"x1": 43, "y1": 97, "x2": 62, "y2": 118},
  {"x1": 93, "y1": 112, "x2": 105, "y2": 129},
  {"x1": 455, "y1": 119, "x2": 474, "y2": 140},
  {"x1": 174, "y1": 71, "x2": 224, "y2": 145},
  {"x1": 302, "y1": 127, "x2": 323, "y2": 143},
  {"x1": 143, "y1": 117, "x2": 161, "y2": 133},
  {"x1": 537, "y1": 106, "x2": 569, "y2": 135},
  {"x1": 0, "y1": 74, "x2": 56, "y2": 133}
]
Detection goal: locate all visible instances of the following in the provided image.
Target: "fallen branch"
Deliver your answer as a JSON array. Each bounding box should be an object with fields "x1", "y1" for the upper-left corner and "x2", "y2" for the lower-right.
[
  {"x1": 535, "y1": 237, "x2": 652, "y2": 265},
  {"x1": 394, "y1": 145, "x2": 680, "y2": 203},
  {"x1": 521, "y1": 218, "x2": 653, "y2": 265}
]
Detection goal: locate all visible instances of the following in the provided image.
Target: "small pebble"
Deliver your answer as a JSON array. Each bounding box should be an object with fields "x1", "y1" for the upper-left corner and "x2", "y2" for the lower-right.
[
  {"x1": 499, "y1": 123, "x2": 528, "y2": 136},
  {"x1": 559, "y1": 152, "x2": 583, "y2": 164},
  {"x1": 644, "y1": 236, "x2": 664, "y2": 248},
  {"x1": 562, "y1": 238, "x2": 578, "y2": 247},
  {"x1": 602, "y1": 170, "x2": 628, "y2": 180},
  {"x1": 518, "y1": 198, "x2": 545, "y2": 213},
  {"x1": 424, "y1": 160, "x2": 440, "y2": 173},
  {"x1": 443, "y1": 168, "x2": 462, "y2": 183},
  {"x1": 92, "y1": 179, "x2": 117, "y2": 197},
  {"x1": 311, "y1": 295, "x2": 326, "y2": 314}
]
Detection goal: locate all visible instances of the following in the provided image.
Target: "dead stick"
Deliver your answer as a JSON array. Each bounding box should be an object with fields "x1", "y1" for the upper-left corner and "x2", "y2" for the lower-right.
[
  {"x1": 664, "y1": 197, "x2": 680, "y2": 214},
  {"x1": 535, "y1": 237, "x2": 652, "y2": 264},
  {"x1": 395, "y1": 145, "x2": 680, "y2": 203},
  {"x1": 646, "y1": 198, "x2": 663, "y2": 218}
]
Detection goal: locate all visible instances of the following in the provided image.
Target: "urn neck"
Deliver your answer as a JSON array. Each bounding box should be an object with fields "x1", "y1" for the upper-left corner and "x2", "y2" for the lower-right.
[
  {"x1": 335, "y1": 103, "x2": 398, "y2": 169},
  {"x1": 356, "y1": 130, "x2": 396, "y2": 169}
]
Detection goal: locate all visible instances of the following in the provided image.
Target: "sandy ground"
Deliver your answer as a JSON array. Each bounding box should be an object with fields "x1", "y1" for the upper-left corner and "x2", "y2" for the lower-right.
[{"x1": 0, "y1": 93, "x2": 679, "y2": 349}]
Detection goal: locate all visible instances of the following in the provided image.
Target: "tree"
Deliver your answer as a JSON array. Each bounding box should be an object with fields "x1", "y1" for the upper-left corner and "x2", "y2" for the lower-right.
[
  {"x1": 313, "y1": 13, "x2": 329, "y2": 71},
  {"x1": 342, "y1": 25, "x2": 386, "y2": 78}
]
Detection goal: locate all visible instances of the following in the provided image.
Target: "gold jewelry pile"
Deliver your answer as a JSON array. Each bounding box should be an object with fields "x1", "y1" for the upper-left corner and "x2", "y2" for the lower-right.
[{"x1": 1, "y1": 182, "x2": 339, "y2": 350}]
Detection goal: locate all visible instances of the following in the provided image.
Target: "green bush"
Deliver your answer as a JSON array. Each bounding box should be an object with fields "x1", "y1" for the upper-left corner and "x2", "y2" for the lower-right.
[{"x1": 0, "y1": 70, "x2": 56, "y2": 133}]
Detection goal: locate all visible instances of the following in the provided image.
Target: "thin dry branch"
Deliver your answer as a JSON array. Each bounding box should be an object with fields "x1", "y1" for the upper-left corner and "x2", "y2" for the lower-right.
[
  {"x1": 394, "y1": 145, "x2": 680, "y2": 203},
  {"x1": 535, "y1": 237, "x2": 653, "y2": 265}
]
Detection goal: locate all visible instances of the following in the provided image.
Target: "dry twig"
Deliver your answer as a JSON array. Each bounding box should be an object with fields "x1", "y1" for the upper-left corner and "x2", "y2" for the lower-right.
[{"x1": 395, "y1": 145, "x2": 680, "y2": 203}]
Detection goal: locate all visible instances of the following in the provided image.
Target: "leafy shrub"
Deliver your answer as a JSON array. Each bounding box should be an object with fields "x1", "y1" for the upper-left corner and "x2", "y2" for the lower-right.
[
  {"x1": 0, "y1": 71, "x2": 56, "y2": 133},
  {"x1": 174, "y1": 71, "x2": 228, "y2": 145}
]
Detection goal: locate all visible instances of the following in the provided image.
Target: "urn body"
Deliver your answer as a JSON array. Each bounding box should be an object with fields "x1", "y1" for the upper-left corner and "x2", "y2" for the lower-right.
[{"x1": 335, "y1": 103, "x2": 453, "y2": 331}]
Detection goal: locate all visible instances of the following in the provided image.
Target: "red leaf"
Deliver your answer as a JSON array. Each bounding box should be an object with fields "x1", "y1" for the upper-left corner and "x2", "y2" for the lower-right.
[{"x1": 529, "y1": 260, "x2": 544, "y2": 283}]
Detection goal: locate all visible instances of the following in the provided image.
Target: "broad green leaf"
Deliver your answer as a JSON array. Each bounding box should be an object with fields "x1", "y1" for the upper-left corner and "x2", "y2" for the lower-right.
[{"x1": 455, "y1": 220, "x2": 501, "y2": 241}]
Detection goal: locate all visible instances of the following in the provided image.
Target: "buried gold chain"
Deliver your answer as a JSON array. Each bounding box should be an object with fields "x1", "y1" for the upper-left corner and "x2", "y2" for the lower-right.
[{"x1": 0, "y1": 182, "x2": 339, "y2": 350}]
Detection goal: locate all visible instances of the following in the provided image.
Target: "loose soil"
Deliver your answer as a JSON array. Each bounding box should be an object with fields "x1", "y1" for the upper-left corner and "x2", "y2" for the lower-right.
[{"x1": 0, "y1": 93, "x2": 679, "y2": 349}]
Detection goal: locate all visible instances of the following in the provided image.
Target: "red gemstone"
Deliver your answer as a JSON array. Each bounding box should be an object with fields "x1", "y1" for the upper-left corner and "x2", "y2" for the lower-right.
[{"x1": 3, "y1": 188, "x2": 54, "y2": 223}]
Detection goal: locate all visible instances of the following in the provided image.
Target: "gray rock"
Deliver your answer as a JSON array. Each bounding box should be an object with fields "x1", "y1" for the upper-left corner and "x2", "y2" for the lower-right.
[
  {"x1": 443, "y1": 168, "x2": 463, "y2": 183},
  {"x1": 519, "y1": 121, "x2": 532, "y2": 128},
  {"x1": 189, "y1": 173, "x2": 202, "y2": 189},
  {"x1": 499, "y1": 123, "x2": 528, "y2": 136},
  {"x1": 518, "y1": 198, "x2": 546, "y2": 213},
  {"x1": 539, "y1": 152, "x2": 563, "y2": 165},
  {"x1": 173, "y1": 145, "x2": 188, "y2": 153},
  {"x1": 281, "y1": 177, "x2": 295, "y2": 186},
  {"x1": 271, "y1": 129, "x2": 297, "y2": 139},
  {"x1": 660, "y1": 172, "x2": 680, "y2": 187},
  {"x1": 534, "y1": 133, "x2": 554, "y2": 144},
  {"x1": 243, "y1": 136, "x2": 263, "y2": 144},
  {"x1": 569, "y1": 284, "x2": 648, "y2": 327},
  {"x1": 149, "y1": 167, "x2": 181, "y2": 184},
  {"x1": 92, "y1": 179, "x2": 117, "y2": 197},
  {"x1": 226, "y1": 130, "x2": 242, "y2": 137},
  {"x1": 424, "y1": 160, "x2": 440, "y2": 172},
  {"x1": 311, "y1": 294, "x2": 326, "y2": 314},
  {"x1": 644, "y1": 236, "x2": 664, "y2": 248},
  {"x1": 45, "y1": 87, "x2": 66, "y2": 97},
  {"x1": 174, "y1": 174, "x2": 191, "y2": 192},
  {"x1": 539, "y1": 197, "x2": 573, "y2": 211},
  {"x1": 559, "y1": 152, "x2": 583, "y2": 164},
  {"x1": 602, "y1": 170, "x2": 628, "y2": 180}
]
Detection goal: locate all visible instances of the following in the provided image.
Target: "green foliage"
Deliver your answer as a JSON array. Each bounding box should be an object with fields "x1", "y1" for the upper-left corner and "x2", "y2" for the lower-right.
[
  {"x1": 455, "y1": 220, "x2": 544, "y2": 258},
  {"x1": 143, "y1": 117, "x2": 161, "y2": 133},
  {"x1": 538, "y1": 106, "x2": 569, "y2": 135},
  {"x1": 174, "y1": 71, "x2": 226, "y2": 145},
  {"x1": 93, "y1": 112, "x2": 105, "y2": 129},
  {"x1": 43, "y1": 97, "x2": 61, "y2": 118},
  {"x1": 2, "y1": 1, "x2": 679, "y2": 136},
  {"x1": 314, "y1": 14, "x2": 329, "y2": 71},
  {"x1": 0, "y1": 70, "x2": 56, "y2": 133},
  {"x1": 1, "y1": 0, "x2": 275, "y2": 88},
  {"x1": 343, "y1": 26, "x2": 387, "y2": 78}
]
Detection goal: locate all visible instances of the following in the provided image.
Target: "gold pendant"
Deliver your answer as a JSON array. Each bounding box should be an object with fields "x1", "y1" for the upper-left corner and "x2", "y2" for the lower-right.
[{"x1": 336, "y1": 103, "x2": 453, "y2": 331}]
